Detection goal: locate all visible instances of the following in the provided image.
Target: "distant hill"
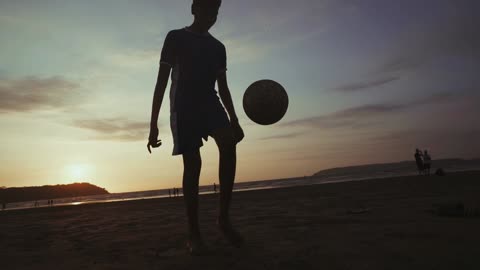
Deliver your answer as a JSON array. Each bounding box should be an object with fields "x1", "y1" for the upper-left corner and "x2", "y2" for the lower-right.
[
  {"x1": 313, "y1": 158, "x2": 480, "y2": 179},
  {"x1": 0, "y1": 183, "x2": 109, "y2": 203}
]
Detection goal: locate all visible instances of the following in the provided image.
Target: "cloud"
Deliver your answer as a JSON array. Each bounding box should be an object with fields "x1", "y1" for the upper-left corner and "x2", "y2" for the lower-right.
[
  {"x1": 72, "y1": 118, "x2": 151, "y2": 142},
  {"x1": 220, "y1": 29, "x2": 328, "y2": 64},
  {"x1": 331, "y1": 76, "x2": 400, "y2": 92},
  {"x1": 0, "y1": 76, "x2": 82, "y2": 113},
  {"x1": 410, "y1": 92, "x2": 454, "y2": 107},
  {"x1": 105, "y1": 48, "x2": 159, "y2": 70},
  {"x1": 373, "y1": 128, "x2": 480, "y2": 144},
  {"x1": 260, "y1": 132, "x2": 304, "y2": 140},
  {"x1": 0, "y1": 69, "x2": 7, "y2": 79},
  {"x1": 283, "y1": 104, "x2": 404, "y2": 129},
  {"x1": 283, "y1": 92, "x2": 456, "y2": 129},
  {"x1": 216, "y1": 0, "x2": 354, "y2": 64}
]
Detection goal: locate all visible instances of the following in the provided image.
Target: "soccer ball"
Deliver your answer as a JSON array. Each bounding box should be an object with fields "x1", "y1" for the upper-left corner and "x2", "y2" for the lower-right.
[{"x1": 243, "y1": 80, "x2": 289, "y2": 125}]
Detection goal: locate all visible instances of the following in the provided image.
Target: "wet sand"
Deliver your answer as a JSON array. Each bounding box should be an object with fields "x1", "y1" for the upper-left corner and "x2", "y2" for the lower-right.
[{"x1": 1, "y1": 171, "x2": 480, "y2": 270}]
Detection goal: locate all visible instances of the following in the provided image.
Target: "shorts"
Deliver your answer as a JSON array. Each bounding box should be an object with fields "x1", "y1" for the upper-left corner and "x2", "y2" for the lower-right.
[{"x1": 170, "y1": 97, "x2": 230, "y2": 155}]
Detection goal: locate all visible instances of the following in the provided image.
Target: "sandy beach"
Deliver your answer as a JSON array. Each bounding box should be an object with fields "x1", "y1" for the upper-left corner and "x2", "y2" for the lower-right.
[{"x1": 1, "y1": 171, "x2": 479, "y2": 270}]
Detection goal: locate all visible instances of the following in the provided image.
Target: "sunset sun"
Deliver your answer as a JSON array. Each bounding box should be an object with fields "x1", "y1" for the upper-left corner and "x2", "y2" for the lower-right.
[{"x1": 65, "y1": 164, "x2": 93, "y2": 181}]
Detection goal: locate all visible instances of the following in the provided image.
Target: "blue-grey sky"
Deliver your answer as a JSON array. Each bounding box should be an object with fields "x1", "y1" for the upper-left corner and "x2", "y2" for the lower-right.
[{"x1": 0, "y1": 0, "x2": 478, "y2": 192}]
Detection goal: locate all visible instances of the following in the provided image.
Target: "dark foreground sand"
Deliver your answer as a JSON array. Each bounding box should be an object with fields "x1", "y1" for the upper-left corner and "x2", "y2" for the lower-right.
[{"x1": 1, "y1": 171, "x2": 480, "y2": 270}]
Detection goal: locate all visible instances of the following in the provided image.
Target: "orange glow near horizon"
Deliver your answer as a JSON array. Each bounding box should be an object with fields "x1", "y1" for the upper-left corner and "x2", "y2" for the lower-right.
[{"x1": 64, "y1": 164, "x2": 94, "y2": 182}]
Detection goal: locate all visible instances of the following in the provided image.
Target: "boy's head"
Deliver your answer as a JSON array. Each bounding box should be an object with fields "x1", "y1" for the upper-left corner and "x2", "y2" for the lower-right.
[{"x1": 191, "y1": 0, "x2": 222, "y2": 30}]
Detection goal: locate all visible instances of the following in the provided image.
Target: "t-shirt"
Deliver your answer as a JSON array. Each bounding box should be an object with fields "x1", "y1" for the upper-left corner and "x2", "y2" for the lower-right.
[{"x1": 160, "y1": 27, "x2": 227, "y2": 114}]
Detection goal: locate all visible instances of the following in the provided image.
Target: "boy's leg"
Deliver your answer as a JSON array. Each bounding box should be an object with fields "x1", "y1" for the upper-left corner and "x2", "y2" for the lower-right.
[
  {"x1": 210, "y1": 127, "x2": 244, "y2": 246},
  {"x1": 182, "y1": 149, "x2": 203, "y2": 247}
]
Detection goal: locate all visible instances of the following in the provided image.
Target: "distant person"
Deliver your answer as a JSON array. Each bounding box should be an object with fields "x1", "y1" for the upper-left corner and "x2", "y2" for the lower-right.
[
  {"x1": 414, "y1": 148, "x2": 424, "y2": 175},
  {"x1": 168, "y1": 189, "x2": 172, "y2": 198},
  {"x1": 213, "y1": 183, "x2": 217, "y2": 194},
  {"x1": 423, "y1": 150, "x2": 432, "y2": 176},
  {"x1": 2, "y1": 202, "x2": 6, "y2": 210},
  {"x1": 147, "y1": 0, "x2": 245, "y2": 254}
]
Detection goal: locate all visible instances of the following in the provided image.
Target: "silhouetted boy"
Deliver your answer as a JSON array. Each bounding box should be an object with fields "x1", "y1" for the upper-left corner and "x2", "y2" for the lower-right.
[{"x1": 148, "y1": 0, "x2": 244, "y2": 254}]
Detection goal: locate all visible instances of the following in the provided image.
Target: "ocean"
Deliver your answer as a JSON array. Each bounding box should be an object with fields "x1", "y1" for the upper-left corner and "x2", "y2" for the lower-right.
[{"x1": 3, "y1": 160, "x2": 479, "y2": 211}]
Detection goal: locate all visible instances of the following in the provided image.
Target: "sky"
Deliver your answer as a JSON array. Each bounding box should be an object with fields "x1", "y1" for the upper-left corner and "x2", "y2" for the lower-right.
[{"x1": 0, "y1": 0, "x2": 478, "y2": 192}]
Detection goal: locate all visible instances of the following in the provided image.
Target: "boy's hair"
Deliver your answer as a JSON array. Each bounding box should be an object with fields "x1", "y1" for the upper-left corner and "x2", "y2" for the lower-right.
[{"x1": 192, "y1": 0, "x2": 222, "y2": 8}]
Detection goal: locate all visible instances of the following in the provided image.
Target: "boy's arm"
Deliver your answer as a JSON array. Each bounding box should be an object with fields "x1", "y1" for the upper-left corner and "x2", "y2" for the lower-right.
[
  {"x1": 217, "y1": 72, "x2": 244, "y2": 142},
  {"x1": 217, "y1": 72, "x2": 238, "y2": 122},
  {"x1": 148, "y1": 63, "x2": 171, "y2": 153}
]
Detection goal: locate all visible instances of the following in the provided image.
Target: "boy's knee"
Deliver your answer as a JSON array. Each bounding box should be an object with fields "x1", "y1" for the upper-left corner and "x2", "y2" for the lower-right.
[
  {"x1": 219, "y1": 137, "x2": 236, "y2": 155},
  {"x1": 211, "y1": 127, "x2": 236, "y2": 154}
]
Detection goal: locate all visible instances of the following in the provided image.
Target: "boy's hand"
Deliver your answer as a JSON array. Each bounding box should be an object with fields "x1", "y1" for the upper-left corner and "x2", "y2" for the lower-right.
[
  {"x1": 147, "y1": 126, "x2": 162, "y2": 154},
  {"x1": 231, "y1": 120, "x2": 244, "y2": 144}
]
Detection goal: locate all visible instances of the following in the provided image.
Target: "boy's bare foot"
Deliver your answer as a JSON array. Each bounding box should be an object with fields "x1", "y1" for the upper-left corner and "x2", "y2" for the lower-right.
[
  {"x1": 186, "y1": 235, "x2": 208, "y2": 256},
  {"x1": 217, "y1": 218, "x2": 244, "y2": 247}
]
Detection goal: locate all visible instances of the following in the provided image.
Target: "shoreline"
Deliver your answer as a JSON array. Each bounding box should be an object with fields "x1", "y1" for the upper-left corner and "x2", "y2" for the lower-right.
[{"x1": 3, "y1": 169, "x2": 479, "y2": 213}]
